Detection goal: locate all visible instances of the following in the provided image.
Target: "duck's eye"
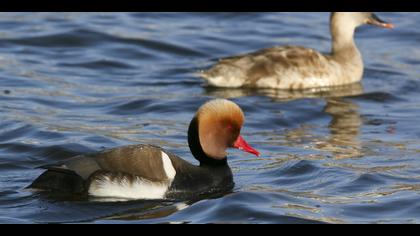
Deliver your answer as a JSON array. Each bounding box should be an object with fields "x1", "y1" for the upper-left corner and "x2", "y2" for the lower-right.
[{"x1": 227, "y1": 124, "x2": 233, "y2": 130}]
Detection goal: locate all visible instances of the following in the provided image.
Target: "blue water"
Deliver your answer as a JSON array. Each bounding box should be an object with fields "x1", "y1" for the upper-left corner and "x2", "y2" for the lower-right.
[{"x1": 1, "y1": 12, "x2": 420, "y2": 224}]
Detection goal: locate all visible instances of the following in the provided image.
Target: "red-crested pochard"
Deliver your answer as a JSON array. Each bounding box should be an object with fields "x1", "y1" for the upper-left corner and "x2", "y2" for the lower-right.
[
  {"x1": 29, "y1": 99, "x2": 259, "y2": 200},
  {"x1": 199, "y1": 12, "x2": 394, "y2": 90}
]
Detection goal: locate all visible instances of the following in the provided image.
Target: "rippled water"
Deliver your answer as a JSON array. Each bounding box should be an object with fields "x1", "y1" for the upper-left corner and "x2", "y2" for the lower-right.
[{"x1": 1, "y1": 12, "x2": 420, "y2": 224}]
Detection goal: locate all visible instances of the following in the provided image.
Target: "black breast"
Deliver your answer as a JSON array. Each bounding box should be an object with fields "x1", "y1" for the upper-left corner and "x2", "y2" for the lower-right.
[{"x1": 165, "y1": 155, "x2": 234, "y2": 200}]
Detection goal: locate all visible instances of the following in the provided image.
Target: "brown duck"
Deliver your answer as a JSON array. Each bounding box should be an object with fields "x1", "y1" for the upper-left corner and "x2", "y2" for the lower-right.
[{"x1": 200, "y1": 12, "x2": 394, "y2": 90}]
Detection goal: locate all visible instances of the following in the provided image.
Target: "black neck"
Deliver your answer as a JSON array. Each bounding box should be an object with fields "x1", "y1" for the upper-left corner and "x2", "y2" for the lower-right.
[{"x1": 188, "y1": 117, "x2": 228, "y2": 167}]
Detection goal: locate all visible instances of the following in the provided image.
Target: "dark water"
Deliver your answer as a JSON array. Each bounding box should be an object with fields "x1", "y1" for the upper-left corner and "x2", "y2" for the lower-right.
[{"x1": 0, "y1": 12, "x2": 419, "y2": 224}]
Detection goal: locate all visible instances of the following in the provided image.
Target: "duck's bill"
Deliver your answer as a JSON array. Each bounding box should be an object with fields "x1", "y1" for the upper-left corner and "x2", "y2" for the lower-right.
[
  {"x1": 233, "y1": 135, "x2": 260, "y2": 157},
  {"x1": 368, "y1": 14, "x2": 394, "y2": 29}
]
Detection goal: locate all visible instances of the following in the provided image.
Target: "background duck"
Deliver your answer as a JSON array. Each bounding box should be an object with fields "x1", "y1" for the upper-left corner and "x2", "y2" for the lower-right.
[{"x1": 200, "y1": 12, "x2": 394, "y2": 90}]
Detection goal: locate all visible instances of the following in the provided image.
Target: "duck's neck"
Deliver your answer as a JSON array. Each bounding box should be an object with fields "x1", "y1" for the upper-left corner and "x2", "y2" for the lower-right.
[
  {"x1": 330, "y1": 17, "x2": 360, "y2": 59},
  {"x1": 188, "y1": 117, "x2": 228, "y2": 167},
  {"x1": 329, "y1": 15, "x2": 364, "y2": 84}
]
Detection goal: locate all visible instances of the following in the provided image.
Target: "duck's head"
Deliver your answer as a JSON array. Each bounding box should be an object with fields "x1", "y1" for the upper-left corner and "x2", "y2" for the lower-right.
[
  {"x1": 188, "y1": 99, "x2": 259, "y2": 166},
  {"x1": 331, "y1": 12, "x2": 394, "y2": 30}
]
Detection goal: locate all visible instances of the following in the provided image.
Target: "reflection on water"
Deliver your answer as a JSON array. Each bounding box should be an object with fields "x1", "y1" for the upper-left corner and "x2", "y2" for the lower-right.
[
  {"x1": 204, "y1": 82, "x2": 364, "y2": 101},
  {"x1": 100, "y1": 201, "x2": 190, "y2": 222},
  {"x1": 206, "y1": 83, "x2": 364, "y2": 159},
  {"x1": 317, "y1": 98, "x2": 362, "y2": 159}
]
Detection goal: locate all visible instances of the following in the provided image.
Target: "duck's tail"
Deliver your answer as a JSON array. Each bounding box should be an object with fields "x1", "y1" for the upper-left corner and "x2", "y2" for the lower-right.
[
  {"x1": 193, "y1": 69, "x2": 211, "y2": 81},
  {"x1": 28, "y1": 167, "x2": 86, "y2": 194}
]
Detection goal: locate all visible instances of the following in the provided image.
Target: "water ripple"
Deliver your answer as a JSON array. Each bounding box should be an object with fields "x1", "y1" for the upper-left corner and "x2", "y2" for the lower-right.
[{"x1": 1, "y1": 12, "x2": 420, "y2": 224}]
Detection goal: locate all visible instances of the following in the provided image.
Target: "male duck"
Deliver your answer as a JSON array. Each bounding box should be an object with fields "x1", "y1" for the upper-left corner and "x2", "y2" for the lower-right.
[{"x1": 29, "y1": 99, "x2": 259, "y2": 200}]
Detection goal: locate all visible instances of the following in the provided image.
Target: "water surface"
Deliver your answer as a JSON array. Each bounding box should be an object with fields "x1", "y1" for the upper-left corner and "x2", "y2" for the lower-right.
[{"x1": 1, "y1": 12, "x2": 420, "y2": 224}]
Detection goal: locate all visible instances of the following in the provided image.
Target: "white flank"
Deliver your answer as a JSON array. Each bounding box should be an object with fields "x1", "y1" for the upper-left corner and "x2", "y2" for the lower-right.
[
  {"x1": 88, "y1": 151, "x2": 177, "y2": 200},
  {"x1": 89, "y1": 176, "x2": 169, "y2": 200},
  {"x1": 174, "y1": 202, "x2": 189, "y2": 211}
]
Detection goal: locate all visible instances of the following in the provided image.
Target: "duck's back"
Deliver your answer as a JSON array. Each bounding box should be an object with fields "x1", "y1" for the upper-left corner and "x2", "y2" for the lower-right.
[{"x1": 29, "y1": 145, "x2": 178, "y2": 198}]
